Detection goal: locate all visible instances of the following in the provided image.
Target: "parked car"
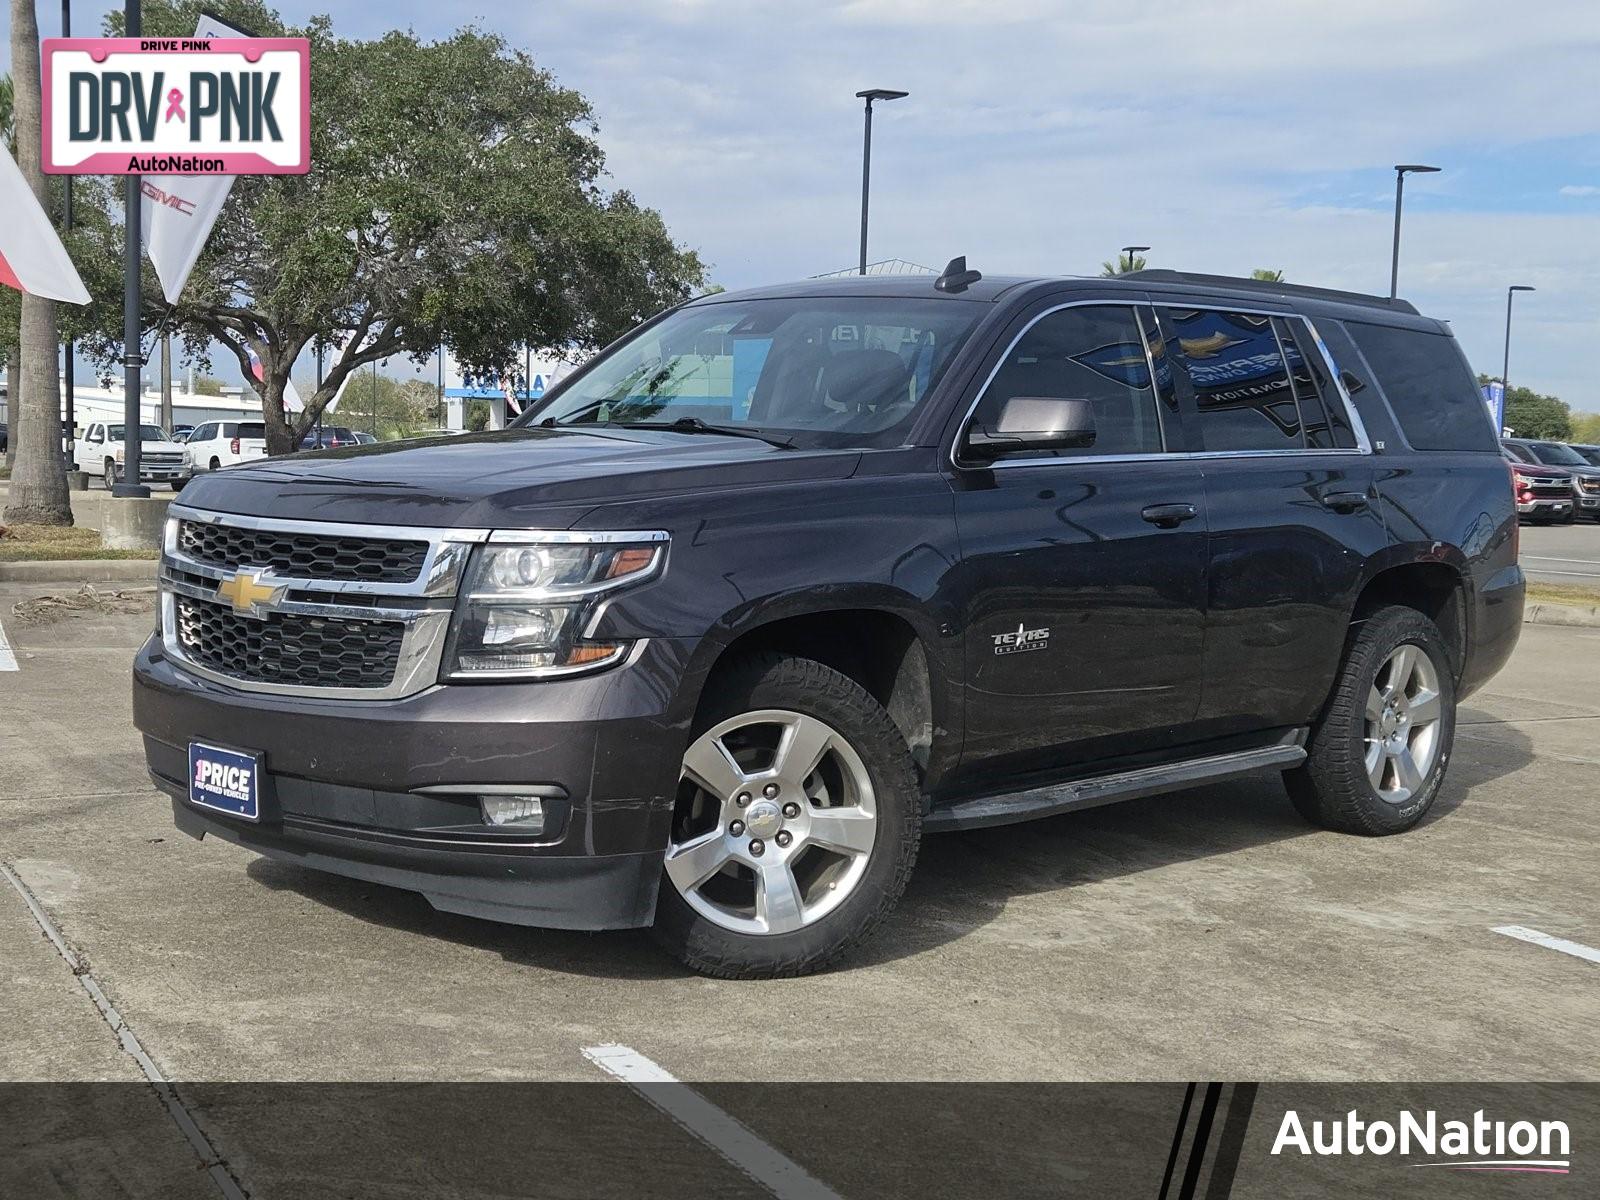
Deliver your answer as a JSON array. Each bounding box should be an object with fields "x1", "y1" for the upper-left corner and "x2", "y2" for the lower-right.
[
  {"x1": 185, "y1": 420, "x2": 269, "y2": 473},
  {"x1": 135, "y1": 266, "x2": 1522, "y2": 978},
  {"x1": 1502, "y1": 438, "x2": 1600, "y2": 521},
  {"x1": 171, "y1": 425, "x2": 197, "y2": 443},
  {"x1": 352, "y1": 431, "x2": 378, "y2": 445},
  {"x1": 1503, "y1": 454, "x2": 1575, "y2": 524},
  {"x1": 298, "y1": 426, "x2": 358, "y2": 449},
  {"x1": 1569, "y1": 444, "x2": 1600, "y2": 468},
  {"x1": 75, "y1": 421, "x2": 190, "y2": 490}
]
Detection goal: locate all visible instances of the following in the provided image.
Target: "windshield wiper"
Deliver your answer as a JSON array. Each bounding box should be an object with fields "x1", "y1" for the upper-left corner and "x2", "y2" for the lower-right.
[{"x1": 608, "y1": 417, "x2": 795, "y2": 449}]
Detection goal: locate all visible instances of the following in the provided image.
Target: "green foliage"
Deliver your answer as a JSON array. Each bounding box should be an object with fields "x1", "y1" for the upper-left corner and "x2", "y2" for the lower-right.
[
  {"x1": 1476, "y1": 375, "x2": 1573, "y2": 439},
  {"x1": 192, "y1": 374, "x2": 225, "y2": 396},
  {"x1": 1567, "y1": 411, "x2": 1600, "y2": 444},
  {"x1": 1100, "y1": 252, "x2": 1147, "y2": 276},
  {"x1": 0, "y1": 73, "x2": 13, "y2": 152},
  {"x1": 465, "y1": 400, "x2": 490, "y2": 432},
  {"x1": 333, "y1": 373, "x2": 441, "y2": 439},
  {"x1": 109, "y1": 3, "x2": 705, "y2": 453},
  {"x1": 1250, "y1": 268, "x2": 1285, "y2": 282}
]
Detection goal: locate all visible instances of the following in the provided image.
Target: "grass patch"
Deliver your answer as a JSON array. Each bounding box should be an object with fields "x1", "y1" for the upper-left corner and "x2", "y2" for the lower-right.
[
  {"x1": 0, "y1": 522, "x2": 158, "y2": 561},
  {"x1": 1527, "y1": 581, "x2": 1600, "y2": 608}
]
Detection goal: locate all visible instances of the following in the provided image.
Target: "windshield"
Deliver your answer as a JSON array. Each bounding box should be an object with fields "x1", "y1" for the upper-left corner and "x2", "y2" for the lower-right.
[
  {"x1": 1573, "y1": 446, "x2": 1600, "y2": 466},
  {"x1": 109, "y1": 424, "x2": 169, "y2": 442},
  {"x1": 1527, "y1": 441, "x2": 1588, "y2": 466},
  {"x1": 521, "y1": 297, "x2": 984, "y2": 449}
]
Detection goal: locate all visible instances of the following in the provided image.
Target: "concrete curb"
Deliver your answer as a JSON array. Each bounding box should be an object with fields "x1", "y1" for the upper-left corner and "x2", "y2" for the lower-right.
[
  {"x1": 0, "y1": 559, "x2": 158, "y2": 584},
  {"x1": 1524, "y1": 601, "x2": 1600, "y2": 629}
]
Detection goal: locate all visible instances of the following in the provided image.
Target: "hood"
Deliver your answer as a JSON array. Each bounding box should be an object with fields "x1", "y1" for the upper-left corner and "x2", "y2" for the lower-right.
[
  {"x1": 1508, "y1": 460, "x2": 1572, "y2": 480},
  {"x1": 134, "y1": 441, "x2": 187, "y2": 454},
  {"x1": 176, "y1": 426, "x2": 863, "y2": 528}
]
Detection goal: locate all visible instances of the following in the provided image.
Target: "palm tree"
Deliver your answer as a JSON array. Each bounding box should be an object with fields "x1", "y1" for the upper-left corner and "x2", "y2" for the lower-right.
[
  {"x1": 1250, "y1": 268, "x2": 1285, "y2": 282},
  {"x1": 1101, "y1": 250, "x2": 1148, "y2": 276}
]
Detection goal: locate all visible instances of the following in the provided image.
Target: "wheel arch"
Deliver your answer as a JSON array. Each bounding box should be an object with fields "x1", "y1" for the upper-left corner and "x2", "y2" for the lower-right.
[
  {"x1": 678, "y1": 593, "x2": 955, "y2": 791},
  {"x1": 1348, "y1": 556, "x2": 1469, "y2": 682}
]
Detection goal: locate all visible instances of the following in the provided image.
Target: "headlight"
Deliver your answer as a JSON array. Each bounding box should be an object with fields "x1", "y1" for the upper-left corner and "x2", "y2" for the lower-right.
[{"x1": 443, "y1": 532, "x2": 667, "y2": 678}]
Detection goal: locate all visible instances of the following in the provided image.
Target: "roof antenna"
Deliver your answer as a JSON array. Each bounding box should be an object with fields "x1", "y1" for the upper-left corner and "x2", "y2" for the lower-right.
[{"x1": 935, "y1": 256, "x2": 982, "y2": 294}]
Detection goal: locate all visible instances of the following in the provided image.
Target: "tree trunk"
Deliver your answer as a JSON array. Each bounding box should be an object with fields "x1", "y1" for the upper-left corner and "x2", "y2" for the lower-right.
[
  {"x1": 4, "y1": 350, "x2": 17, "y2": 471},
  {"x1": 3, "y1": 0, "x2": 72, "y2": 525}
]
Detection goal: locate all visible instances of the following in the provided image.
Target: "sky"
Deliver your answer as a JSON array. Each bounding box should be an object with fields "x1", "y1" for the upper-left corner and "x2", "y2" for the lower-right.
[{"x1": 4, "y1": 0, "x2": 1600, "y2": 408}]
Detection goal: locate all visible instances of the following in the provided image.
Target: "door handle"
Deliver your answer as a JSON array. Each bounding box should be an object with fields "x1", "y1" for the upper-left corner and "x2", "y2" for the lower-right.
[
  {"x1": 1140, "y1": 502, "x2": 1199, "y2": 528},
  {"x1": 1322, "y1": 491, "x2": 1369, "y2": 513}
]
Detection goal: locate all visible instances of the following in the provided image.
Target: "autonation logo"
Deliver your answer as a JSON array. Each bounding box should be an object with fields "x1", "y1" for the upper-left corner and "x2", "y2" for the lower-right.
[{"x1": 1272, "y1": 1108, "x2": 1572, "y2": 1175}]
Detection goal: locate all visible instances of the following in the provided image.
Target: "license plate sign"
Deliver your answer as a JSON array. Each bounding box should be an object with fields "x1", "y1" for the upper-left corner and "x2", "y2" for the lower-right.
[{"x1": 188, "y1": 742, "x2": 262, "y2": 821}]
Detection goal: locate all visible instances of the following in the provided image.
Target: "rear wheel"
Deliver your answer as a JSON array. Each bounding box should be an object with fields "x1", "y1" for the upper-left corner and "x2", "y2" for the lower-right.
[
  {"x1": 652, "y1": 653, "x2": 921, "y2": 978},
  {"x1": 1287, "y1": 605, "x2": 1455, "y2": 834}
]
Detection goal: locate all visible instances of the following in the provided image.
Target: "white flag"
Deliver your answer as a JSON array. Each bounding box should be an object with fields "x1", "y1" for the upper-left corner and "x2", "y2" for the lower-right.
[
  {"x1": 0, "y1": 144, "x2": 90, "y2": 305},
  {"x1": 140, "y1": 14, "x2": 251, "y2": 305}
]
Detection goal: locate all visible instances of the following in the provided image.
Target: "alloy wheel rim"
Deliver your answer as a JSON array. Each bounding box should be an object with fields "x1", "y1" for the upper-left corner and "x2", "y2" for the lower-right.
[
  {"x1": 667, "y1": 709, "x2": 878, "y2": 936},
  {"x1": 1363, "y1": 643, "x2": 1443, "y2": 805}
]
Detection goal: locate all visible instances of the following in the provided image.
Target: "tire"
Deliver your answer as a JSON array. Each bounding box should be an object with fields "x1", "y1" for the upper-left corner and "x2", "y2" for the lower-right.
[
  {"x1": 652, "y1": 652, "x2": 921, "y2": 979},
  {"x1": 103, "y1": 459, "x2": 118, "y2": 490},
  {"x1": 1287, "y1": 605, "x2": 1456, "y2": 835}
]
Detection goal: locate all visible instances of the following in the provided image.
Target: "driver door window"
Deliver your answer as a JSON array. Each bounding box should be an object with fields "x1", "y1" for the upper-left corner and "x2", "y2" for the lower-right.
[{"x1": 967, "y1": 305, "x2": 1173, "y2": 458}]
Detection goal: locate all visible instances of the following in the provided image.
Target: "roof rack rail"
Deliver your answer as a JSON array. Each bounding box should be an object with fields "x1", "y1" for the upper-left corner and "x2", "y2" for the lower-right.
[{"x1": 1121, "y1": 269, "x2": 1419, "y2": 315}]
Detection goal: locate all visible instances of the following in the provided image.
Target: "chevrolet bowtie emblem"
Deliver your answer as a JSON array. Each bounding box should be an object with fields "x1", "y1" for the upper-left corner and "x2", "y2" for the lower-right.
[{"x1": 215, "y1": 570, "x2": 284, "y2": 617}]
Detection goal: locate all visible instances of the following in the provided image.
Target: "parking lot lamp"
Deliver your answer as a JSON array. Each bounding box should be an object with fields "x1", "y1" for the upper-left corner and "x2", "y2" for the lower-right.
[
  {"x1": 1389, "y1": 164, "x2": 1440, "y2": 300},
  {"x1": 1120, "y1": 245, "x2": 1150, "y2": 274},
  {"x1": 855, "y1": 89, "x2": 908, "y2": 275},
  {"x1": 1503, "y1": 285, "x2": 1535, "y2": 393}
]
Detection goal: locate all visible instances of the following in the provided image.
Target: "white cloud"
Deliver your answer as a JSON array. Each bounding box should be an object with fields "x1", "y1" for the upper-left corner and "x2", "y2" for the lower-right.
[{"x1": 1559, "y1": 185, "x2": 1600, "y2": 196}]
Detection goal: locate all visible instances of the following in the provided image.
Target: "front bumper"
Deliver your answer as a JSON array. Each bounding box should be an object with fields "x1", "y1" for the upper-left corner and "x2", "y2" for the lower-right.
[
  {"x1": 1516, "y1": 498, "x2": 1571, "y2": 519},
  {"x1": 133, "y1": 634, "x2": 699, "y2": 929}
]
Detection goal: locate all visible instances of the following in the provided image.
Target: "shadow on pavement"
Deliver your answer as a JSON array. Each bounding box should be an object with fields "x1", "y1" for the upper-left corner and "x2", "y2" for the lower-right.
[{"x1": 243, "y1": 715, "x2": 1535, "y2": 979}]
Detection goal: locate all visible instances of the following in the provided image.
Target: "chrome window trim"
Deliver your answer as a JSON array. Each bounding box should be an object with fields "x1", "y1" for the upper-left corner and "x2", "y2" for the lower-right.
[
  {"x1": 947, "y1": 299, "x2": 1374, "y2": 471},
  {"x1": 486, "y1": 528, "x2": 670, "y2": 545}
]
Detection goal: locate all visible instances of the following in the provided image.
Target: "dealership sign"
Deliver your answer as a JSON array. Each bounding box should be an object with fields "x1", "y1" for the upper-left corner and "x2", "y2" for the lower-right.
[{"x1": 41, "y1": 37, "x2": 309, "y2": 174}]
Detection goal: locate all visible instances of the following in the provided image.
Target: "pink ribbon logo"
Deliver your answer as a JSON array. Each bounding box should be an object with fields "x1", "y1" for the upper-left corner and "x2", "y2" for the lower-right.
[{"x1": 164, "y1": 88, "x2": 185, "y2": 123}]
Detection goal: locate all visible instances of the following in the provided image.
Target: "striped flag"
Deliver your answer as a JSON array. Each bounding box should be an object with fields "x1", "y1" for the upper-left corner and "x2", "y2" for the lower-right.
[{"x1": 0, "y1": 143, "x2": 90, "y2": 305}]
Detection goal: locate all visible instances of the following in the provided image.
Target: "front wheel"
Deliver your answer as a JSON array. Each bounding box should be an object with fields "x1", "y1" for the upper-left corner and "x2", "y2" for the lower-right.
[
  {"x1": 103, "y1": 459, "x2": 118, "y2": 490},
  {"x1": 1287, "y1": 605, "x2": 1456, "y2": 834},
  {"x1": 652, "y1": 653, "x2": 921, "y2": 979}
]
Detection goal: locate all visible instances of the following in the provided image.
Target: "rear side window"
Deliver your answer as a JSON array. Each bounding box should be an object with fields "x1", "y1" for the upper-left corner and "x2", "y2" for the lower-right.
[
  {"x1": 1275, "y1": 318, "x2": 1356, "y2": 449},
  {"x1": 1159, "y1": 308, "x2": 1305, "y2": 451},
  {"x1": 237, "y1": 422, "x2": 266, "y2": 438},
  {"x1": 1345, "y1": 322, "x2": 1496, "y2": 452}
]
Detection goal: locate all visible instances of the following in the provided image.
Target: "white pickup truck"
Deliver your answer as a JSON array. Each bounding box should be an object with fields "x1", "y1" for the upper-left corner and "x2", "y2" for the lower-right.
[{"x1": 74, "y1": 421, "x2": 192, "y2": 490}]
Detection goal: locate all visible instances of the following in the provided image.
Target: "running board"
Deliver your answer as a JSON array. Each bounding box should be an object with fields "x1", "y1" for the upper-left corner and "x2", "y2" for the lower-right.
[{"x1": 924, "y1": 736, "x2": 1308, "y2": 833}]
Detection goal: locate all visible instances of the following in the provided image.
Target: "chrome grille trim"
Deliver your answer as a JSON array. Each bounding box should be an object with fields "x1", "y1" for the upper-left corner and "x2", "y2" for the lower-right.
[{"x1": 158, "y1": 505, "x2": 492, "y2": 700}]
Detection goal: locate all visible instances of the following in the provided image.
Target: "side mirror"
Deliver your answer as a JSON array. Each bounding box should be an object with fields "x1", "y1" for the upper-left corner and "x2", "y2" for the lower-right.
[{"x1": 965, "y1": 396, "x2": 1096, "y2": 462}]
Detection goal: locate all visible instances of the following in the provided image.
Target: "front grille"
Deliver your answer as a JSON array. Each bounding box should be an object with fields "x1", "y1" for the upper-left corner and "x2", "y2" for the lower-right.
[
  {"x1": 175, "y1": 595, "x2": 405, "y2": 688},
  {"x1": 177, "y1": 519, "x2": 428, "y2": 583}
]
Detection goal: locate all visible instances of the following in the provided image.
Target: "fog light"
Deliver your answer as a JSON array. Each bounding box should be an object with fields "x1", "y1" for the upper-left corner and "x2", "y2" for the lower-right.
[{"x1": 480, "y1": 795, "x2": 545, "y2": 831}]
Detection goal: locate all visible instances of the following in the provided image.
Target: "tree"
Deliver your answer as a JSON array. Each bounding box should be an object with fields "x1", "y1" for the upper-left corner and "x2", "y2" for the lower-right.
[
  {"x1": 1250, "y1": 268, "x2": 1285, "y2": 282},
  {"x1": 4, "y1": 0, "x2": 72, "y2": 524},
  {"x1": 114, "y1": 3, "x2": 705, "y2": 455},
  {"x1": 192, "y1": 374, "x2": 225, "y2": 396},
  {"x1": 1477, "y1": 376, "x2": 1572, "y2": 440},
  {"x1": 1100, "y1": 250, "x2": 1147, "y2": 276},
  {"x1": 1570, "y1": 411, "x2": 1600, "y2": 444},
  {"x1": 332, "y1": 372, "x2": 437, "y2": 439}
]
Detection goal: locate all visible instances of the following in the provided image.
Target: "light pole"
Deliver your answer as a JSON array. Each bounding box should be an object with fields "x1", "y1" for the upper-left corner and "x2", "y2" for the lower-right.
[
  {"x1": 1502, "y1": 285, "x2": 1535, "y2": 393},
  {"x1": 114, "y1": 0, "x2": 150, "y2": 497},
  {"x1": 1389, "y1": 164, "x2": 1440, "y2": 300},
  {"x1": 855, "y1": 88, "x2": 908, "y2": 275},
  {"x1": 1120, "y1": 245, "x2": 1150, "y2": 274}
]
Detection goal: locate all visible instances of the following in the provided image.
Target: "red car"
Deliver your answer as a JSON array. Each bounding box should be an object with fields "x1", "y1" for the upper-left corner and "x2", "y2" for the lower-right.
[{"x1": 1505, "y1": 453, "x2": 1575, "y2": 524}]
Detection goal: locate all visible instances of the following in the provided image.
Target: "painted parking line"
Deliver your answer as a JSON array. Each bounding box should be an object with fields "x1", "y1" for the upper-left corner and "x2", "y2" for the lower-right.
[
  {"x1": 1492, "y1": 925, "x2": 1600, "y2": 967},
  {"x1": 1524, "y1": 568, "x2": 1600, "y2": 580},
  {"x1": 582, "y1": 1044, "x2": 844, "y2": 1200},
  {"x1": 1523, "y1": 555, "x2": 1600, "y2": 565},
  {"x1": 0, "y1": 616, "x2": 17, "y2": 671}
]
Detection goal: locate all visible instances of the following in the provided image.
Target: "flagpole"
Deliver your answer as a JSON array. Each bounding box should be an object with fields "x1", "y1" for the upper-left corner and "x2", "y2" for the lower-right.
[
  {"x1": 114, "y1": 0, "x2": 150, "y2": 497},
  {"x1": 61, "y1": 0, "x2": 74, "y2": 457}
]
